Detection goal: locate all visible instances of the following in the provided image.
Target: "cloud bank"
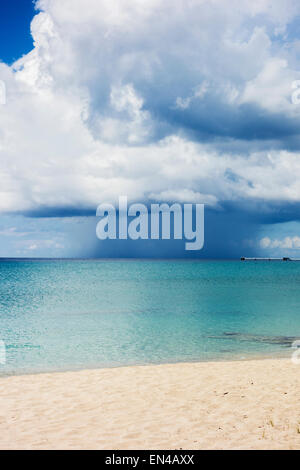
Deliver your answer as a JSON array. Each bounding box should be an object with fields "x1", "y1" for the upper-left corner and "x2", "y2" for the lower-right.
[{"x1": 0, "y1": 0, "x2": 300, "y2": 256}]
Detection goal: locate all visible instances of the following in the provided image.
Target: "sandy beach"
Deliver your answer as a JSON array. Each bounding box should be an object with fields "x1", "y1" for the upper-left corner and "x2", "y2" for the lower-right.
[{"x1": 0, "y1": 358, "x2": 299, "y2": 450}]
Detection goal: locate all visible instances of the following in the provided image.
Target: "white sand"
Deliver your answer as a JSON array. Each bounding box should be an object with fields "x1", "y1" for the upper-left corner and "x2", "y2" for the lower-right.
[{"x1": 0, "y1": 359, "x2": 299, "y2": 450}]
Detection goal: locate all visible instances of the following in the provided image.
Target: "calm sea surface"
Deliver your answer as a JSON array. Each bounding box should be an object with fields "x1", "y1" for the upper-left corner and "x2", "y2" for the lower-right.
[{"x1": 0, "y1": 259, "x2": 299, "y2": 375}]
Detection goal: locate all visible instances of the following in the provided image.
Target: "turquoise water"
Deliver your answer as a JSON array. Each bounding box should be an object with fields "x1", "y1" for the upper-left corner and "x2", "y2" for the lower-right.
[{"x1": 0, "y1": 259, "x2": 299, "y2": 375}]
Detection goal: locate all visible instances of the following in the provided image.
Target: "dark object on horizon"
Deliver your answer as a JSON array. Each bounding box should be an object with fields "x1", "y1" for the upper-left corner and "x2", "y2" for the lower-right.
[{"x1": 240, "y1": 257, "x2": 292, "y2": 261}]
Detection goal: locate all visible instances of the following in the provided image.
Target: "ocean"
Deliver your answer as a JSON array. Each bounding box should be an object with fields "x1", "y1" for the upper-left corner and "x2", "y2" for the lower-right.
[{"x1": 0, "y1": 259, "x2": 299, "y2": 375}]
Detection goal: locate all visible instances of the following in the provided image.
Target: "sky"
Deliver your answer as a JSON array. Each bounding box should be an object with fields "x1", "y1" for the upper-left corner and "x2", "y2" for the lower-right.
[
  {"x1": 0, "y1": 1, "x2": 35, "y2": 64},
  {"x1": 0, "y1": 0, "x2": 300, "y2": 258}
]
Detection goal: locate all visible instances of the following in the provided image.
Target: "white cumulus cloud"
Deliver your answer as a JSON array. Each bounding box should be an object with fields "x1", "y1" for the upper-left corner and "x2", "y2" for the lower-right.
[{"x1": 0, "y1": 0, "x2": 299, "y2": 216}]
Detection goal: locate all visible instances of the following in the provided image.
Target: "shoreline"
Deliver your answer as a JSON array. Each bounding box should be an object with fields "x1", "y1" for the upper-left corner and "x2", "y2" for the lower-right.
[
  {"x1": 0, "y1": 349, "x2": 292, "y2": 379},
  {"x1": 1, "y1": 357, "x2": 299, "y2": 450}
]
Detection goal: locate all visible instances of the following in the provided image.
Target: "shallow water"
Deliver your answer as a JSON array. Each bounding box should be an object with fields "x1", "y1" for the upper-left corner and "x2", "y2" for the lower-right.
[{"x1": 0, "y1": 259, "x2": 299, "y2": 375}]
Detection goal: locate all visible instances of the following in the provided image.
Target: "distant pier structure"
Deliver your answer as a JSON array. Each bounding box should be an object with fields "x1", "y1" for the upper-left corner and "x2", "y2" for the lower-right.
[{"x1": 241, "y1": 257, "x2": 292, "y2": 261}]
